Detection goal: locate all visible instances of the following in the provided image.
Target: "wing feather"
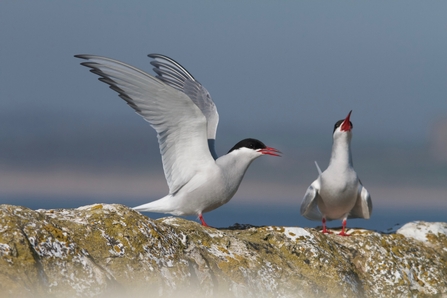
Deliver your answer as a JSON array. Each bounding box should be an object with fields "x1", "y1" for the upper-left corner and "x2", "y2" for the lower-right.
[
  {"x1": 75, "y1": 54, "x2": 214, "y2": 194},
  {"x1": 348, "y1": 182, "x2": 373, "y2": 219},
  {"x1": 300, "y1": 179, "x2": 323, "y2": 221},
  {"x1": 148, "y1": 54, "x2": 219, "y2": 159}
]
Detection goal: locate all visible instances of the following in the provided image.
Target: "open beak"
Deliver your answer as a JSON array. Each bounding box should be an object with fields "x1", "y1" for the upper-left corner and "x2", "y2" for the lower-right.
[
  {"x1": 341, "y1": 110, "x2": 352, "y2": 132},
  {"x1": 259, "y1": 147, "x2": 282, "y2": 157}
]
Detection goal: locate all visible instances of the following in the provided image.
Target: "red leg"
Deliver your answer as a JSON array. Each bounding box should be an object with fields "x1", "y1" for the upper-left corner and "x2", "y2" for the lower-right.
[
  {"x1": 198, "y1": 214, "x2": 209, "y2": 227},
  {"x1": 338, "y1": 218, "x2": 350, "y2": 236},
  {"x1": 321, "y1": 218, "x2": 332, "y2": 234}
]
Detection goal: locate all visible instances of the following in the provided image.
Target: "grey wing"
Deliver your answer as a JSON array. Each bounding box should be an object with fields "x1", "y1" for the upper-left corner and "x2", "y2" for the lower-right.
[
  {"x1": 148, "y1": 54, "x2": 219, "y2": 159},
  {"x1": 75, "y1": 54, "x2": 214, "y2": 195},
  {"x1": 348, "y1": 182, "x2": 373, "y2": 219},
  {"x1": 300, "y1": 179, "x2": 323, "y2": 221}
]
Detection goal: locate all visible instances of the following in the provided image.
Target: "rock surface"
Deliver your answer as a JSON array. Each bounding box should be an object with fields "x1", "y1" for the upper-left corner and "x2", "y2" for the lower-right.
[{"x1": 0, "y1": 204, "x2": 446, "y2": 298}]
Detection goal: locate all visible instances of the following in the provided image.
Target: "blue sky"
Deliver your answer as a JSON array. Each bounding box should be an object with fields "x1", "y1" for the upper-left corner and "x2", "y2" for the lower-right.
[{"x1": 0, "y1": 1, "x2": 446, "y2": 214}]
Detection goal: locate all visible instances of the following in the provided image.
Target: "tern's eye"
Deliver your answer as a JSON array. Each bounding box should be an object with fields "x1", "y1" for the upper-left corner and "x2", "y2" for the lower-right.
[{"x1": 333, "y1": 120, "x2": 344, "y2": 132}]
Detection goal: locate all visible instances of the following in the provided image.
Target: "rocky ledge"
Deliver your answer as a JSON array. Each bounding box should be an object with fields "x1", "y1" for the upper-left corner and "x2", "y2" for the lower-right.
[{"x1": 0, "y1": 204, "x2": 446, "y2": 298}]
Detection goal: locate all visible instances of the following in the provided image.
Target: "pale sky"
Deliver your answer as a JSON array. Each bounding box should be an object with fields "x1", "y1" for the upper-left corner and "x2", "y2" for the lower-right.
[{"x1": 1, "y1": 1, "x2": 446, "y2": 141}]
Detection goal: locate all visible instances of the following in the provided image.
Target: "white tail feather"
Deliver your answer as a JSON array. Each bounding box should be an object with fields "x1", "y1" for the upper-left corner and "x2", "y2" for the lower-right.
[{"x1": 314, "y1": 161, "x2": 322, "y2": 175}]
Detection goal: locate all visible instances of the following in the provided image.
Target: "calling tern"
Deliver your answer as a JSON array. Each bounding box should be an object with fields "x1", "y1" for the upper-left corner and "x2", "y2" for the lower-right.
[{"x1": 300, "y1": 111, "x2": 372, "y2": 236}]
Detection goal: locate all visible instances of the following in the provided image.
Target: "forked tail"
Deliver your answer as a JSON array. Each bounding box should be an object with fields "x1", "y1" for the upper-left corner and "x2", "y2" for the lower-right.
[
  {"x1": 133, "y1": 195, "x2": 176, "y2": 214},
  {"x1": 314, "y1": 161, "x2": 322, "y2": 175}
]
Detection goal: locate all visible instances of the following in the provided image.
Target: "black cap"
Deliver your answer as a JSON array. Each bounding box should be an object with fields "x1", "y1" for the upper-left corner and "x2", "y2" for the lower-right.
[{"x1": 228, "y1": 138, "x2": 266, "y2": 153}]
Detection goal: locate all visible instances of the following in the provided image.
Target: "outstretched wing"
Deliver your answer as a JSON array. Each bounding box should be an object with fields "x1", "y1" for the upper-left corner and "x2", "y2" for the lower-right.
[
  {"x1": 300, "y1": 179, "x2": 323, "y2": 221},
  {"x1": 348, "y1": 182, "x2": 372, "y2": 219},
  {"x1": 148, "y1": 54, "x2": 219, "y2": 159},
  {"x1": 75, "y1": 54, "x2": 214, "y2": 195}
]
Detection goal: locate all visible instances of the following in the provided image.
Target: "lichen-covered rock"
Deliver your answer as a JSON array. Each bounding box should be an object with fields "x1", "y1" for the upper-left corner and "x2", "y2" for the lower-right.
[{"x1": 0, "y1": 204, "x2": 446, "y2": 298}]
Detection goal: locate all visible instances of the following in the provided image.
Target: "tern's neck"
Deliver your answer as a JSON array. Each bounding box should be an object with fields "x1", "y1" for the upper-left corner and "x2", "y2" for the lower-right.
[
  {"x1": 216, "y1": 152, "x2": 259, "y2": 190},
  {"x1": 328, "y1": 134, "x2": 353, "y2": 169},
  {"x1": 217, "y1": 153, "x2": 255, "y2": 177}
]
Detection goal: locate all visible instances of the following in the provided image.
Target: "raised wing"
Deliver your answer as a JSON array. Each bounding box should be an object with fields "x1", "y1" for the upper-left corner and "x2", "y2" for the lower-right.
[
  {"x1": 148, "y1": 54, "x2": 219, "y2": 159},
  {"x1": 300, "y1": 179, "x2": 323, "y2": 221},
  {"x1": 348, "y1": 182, "x2": 373, "y2": 219},
  {"x1": 75, "y1": 54, "x2": 214, "y2": 195}
]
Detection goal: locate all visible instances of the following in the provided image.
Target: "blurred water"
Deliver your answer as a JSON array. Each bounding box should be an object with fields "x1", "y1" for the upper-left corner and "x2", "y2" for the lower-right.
[{"x1": 1, "y1": 195, "x2": 445, "y2": 233}]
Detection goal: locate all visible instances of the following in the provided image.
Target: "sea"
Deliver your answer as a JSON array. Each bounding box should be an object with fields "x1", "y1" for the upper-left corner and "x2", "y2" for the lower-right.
[{"x1": 1, "y1": 194, "x2": 445, "y2": 233}]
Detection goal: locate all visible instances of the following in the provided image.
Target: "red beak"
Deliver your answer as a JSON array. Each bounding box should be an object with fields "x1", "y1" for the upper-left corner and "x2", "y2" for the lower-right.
[
  {"x1": 259, "y1": 147, "x2": 282, "y2": 157},
  {"x1": 341, "y1": 110, "x2": 352, "y2": 132}
]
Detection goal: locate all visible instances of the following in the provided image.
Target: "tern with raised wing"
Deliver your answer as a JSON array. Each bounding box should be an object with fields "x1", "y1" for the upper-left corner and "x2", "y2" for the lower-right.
[
  {"x1": 76, "y1": 54, "x2": 280, "y2": 226},
  {"x1": 300, "y1": 111, "x2": 372, "y2": 236}
]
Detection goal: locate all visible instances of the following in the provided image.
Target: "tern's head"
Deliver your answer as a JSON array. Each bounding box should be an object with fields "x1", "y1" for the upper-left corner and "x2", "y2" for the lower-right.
[
  {"x1": 333, "y1": 111, "x2": 353, "y2": 140},
  {"x1": 228, "y1": 138, "x2": 281, "y2": 157}
]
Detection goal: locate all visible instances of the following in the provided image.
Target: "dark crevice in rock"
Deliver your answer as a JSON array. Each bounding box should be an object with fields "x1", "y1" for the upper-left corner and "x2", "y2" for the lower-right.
[
  {"x1": 81, "y1": 249, "x2": 125, "y2": 296},
  {"x1": 221, "y1": 223, "x2": 264, "y2": 230},
  {"x1": 20, "y1": 227, "x2": 49, "y2": 295}
]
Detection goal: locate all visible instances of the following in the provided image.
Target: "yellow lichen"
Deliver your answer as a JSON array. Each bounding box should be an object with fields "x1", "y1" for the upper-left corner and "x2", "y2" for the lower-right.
[{"x1": 90, "y1": 204, "x2": 103, "y2": 210}]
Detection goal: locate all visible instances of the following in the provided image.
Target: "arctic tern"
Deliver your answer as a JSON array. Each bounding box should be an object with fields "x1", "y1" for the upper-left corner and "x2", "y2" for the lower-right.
[
  {"x1": 300, "y1": 111, "x2": 372, "y2": 236},
  {"x1": 76, "y1": 54, "x2": 280, "y2": 226}
]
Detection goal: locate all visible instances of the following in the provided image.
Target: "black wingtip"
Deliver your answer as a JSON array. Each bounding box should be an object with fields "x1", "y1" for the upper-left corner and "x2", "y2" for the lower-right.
[
  {"x1": 74, "y1": 54, "x2": 88, "y2": 60},
  {"x1": 148, "y1": 53, "x2": 172, "y2": 62},
  {"x1": 147, "y1": 53, "x2": 196, "y2": 82}
]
